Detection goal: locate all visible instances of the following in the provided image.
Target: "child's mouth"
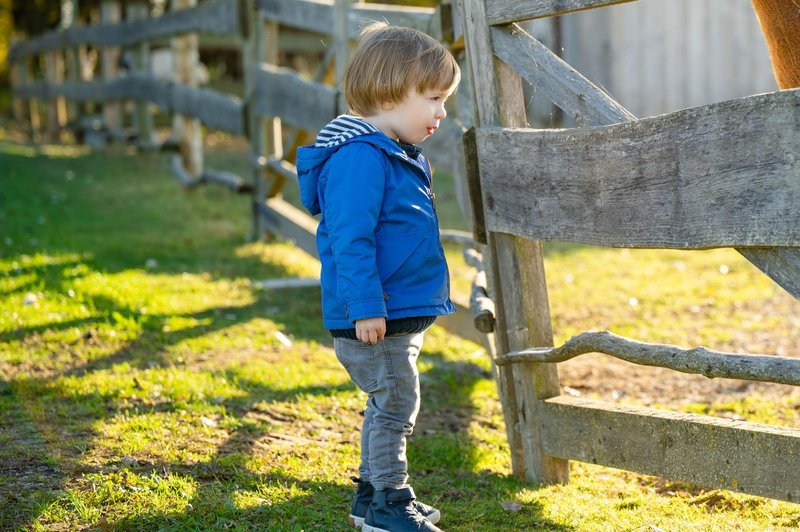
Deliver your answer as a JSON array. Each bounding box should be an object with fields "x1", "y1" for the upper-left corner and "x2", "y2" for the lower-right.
[{"x1": 427, "y1": 127, "x2": 437, "y2": 135}]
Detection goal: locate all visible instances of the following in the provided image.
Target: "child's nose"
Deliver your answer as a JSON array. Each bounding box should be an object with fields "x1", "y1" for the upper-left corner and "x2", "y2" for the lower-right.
[{"x1": 435, "y1": 104, "x2": 446, "y2": 120}]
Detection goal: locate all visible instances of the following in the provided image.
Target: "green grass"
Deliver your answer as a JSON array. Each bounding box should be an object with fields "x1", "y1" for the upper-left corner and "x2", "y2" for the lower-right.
[{"x1": 2, "y1": 130, "x2": 800, "y2": 531}]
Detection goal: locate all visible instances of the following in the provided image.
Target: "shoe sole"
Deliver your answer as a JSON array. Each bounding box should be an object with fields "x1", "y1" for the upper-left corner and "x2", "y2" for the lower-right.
[
  {"x1": 362, "y1": 525, "x2": 390, "y2": 532},
  {"x1": 425, "y1": 509, "x2": 441, "y2": 525},
  {"x1": 351, "y1": 510, "x2": 440, "y2": 528}
]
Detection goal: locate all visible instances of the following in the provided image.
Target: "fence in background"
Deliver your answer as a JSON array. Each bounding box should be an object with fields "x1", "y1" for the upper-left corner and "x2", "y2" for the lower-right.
[{"x1": 7, "y1": 0, "x2": 490, "y2": 347}]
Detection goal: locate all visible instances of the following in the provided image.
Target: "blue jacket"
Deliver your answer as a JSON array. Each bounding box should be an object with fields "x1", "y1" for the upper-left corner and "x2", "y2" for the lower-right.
[{"x1": 296, "y1": 115, "x2": 455, "y2": 330}]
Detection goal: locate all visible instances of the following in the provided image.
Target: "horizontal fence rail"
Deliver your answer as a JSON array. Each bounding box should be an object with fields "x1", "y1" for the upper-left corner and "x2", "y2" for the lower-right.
[
  {"x1": 539, "y1": 396, "x2": 800, "y2": 502},
  {"x1": 488, "y1": 26, "x2": 800, "y2": 299},
  {"x1": 496, "y1": 330, "x2": 800, "y2": 386},
  {"x1": 476, "y1": 89, "x2": 800, "y2": 249},
  {"x1": 258, "y1": 0, "x2": 441, "y2": 39},
  {"x1": 8, "y1": 0, "x2": 246, "y2": 63},
  {"x1": 13, "y1": 75, "x2": 245, "y2": 135},
  {"x1": 485, "y1": 0, "x2": 637, "y2": 25},
  {"x1": 252, "y1": 64, "x2": 338, "y2": 132}
]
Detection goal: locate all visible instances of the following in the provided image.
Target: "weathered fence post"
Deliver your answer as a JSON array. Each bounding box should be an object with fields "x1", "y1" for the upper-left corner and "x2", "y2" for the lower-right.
[
  {"x1": 62, "y1": 0, "x2": 81, "y2": 131},
  {"x1": 459, "y1": 0, "x2": 569, "y2": 485},
  {"x1": 44, "y1": 50, "x2": 67, "y2": 141},
  {"x1": 334, "y1": 0, "x2": 352, "y2": 113},
  {"x1": 247, "y1": 2, "x2": 282, "y2": 241},
  {"x1": 100, "y1": 0, "x2": 123, "y2": 137},
  {"x1": 172, "y1": 0, "x2": 203, "y2": 177},
  {"x1": 126, "y1": 0, "x2": 157, "y2": 149},
  {"x1": 10, "y1": 53, "x2": 27, "y2": 135},
  {"x1": 20, "y1": 56, "x2": 42, "y2": 142}
]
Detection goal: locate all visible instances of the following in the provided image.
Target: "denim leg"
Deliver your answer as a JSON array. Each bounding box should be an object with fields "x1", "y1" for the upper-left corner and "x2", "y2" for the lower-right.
[
  {"x1": 334, "y1": 333, "x2": 424, "y2": 491},
  {"x1": 359, "y1": 401, "x2": 374, "y2": 481}
]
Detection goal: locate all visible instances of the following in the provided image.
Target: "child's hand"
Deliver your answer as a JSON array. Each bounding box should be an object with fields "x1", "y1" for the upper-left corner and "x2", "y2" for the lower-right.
[{"x1": 355, "y1": 317, "x2": 386, "y2": 345}]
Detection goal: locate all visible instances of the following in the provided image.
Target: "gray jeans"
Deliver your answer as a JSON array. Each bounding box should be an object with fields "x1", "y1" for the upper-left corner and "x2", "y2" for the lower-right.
[{"x1": 334, "y1": 333, "x2": 424, "y2": 491}]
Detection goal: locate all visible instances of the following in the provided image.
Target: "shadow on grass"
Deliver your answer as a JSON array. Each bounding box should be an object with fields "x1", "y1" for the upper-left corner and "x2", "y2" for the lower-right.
[
  {"x1": 0, "y1": 387, "x2": 67, "y2": 531},
  {"x1": 110, "y1": 468, "x2": 568, "y2": 531},
  {"x1": 1, "y1": 335, "x2": 571, "y2": 530},
  {"x1": 1, "y1": 142, "x2": 571, "y2": 529}
]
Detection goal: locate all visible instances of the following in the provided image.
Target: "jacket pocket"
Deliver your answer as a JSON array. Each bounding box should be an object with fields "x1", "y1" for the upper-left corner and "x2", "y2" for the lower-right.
[
  {"x1": 375, "y1": 231, "x2": 426, "y2": 284},
  {"x1": 376, "y1": 230, "x2": 449, "y2": 307}
]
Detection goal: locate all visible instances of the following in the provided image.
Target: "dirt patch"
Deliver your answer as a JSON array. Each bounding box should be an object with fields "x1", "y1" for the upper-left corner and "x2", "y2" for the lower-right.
[{"x1": 558, "y1": 352, "x2": 800, "y2": 409}]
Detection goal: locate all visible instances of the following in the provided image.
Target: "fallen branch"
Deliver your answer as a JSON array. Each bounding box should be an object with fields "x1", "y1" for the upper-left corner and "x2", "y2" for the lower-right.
[
  {"x1": 470, "y1": 269, "x2": 495, "y2": 333},
  {"x1": 203, "y1": 168, "x2": 252, "y2": 193},
  {"x1": 171, "y1": 154, "x2": 203, "y2": 188},
  {"x1": 462, "y1": 247, "x2": 484, "y2": 270},
  {"x1": 495, "y1": 330, "x2": 800, "y2": 386}
]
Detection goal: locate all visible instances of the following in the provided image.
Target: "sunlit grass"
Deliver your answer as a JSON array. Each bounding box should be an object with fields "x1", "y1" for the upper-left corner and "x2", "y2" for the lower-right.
[{"x1": 2, "y1": 134, "x2": 799, "y2": 530}]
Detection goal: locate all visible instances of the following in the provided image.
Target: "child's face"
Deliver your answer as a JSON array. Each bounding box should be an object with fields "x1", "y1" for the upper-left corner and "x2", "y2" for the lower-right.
[{"x1": 371, "y1": 87, "x2": 452, "y2": 144}]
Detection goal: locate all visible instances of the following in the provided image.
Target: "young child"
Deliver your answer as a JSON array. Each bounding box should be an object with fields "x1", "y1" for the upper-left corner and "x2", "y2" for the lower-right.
[{"x1": 297, "y1": 22, "x2": 460, "y2": 532}]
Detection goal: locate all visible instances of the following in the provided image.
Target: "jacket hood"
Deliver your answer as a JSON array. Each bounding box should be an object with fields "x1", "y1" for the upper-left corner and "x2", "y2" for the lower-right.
[{"x1": 296, "y1": 115, "x2": 420, "y2": 216}]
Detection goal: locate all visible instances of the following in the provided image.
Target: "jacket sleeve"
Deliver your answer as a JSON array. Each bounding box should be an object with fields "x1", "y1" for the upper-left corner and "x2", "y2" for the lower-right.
[{"x1": 322, "y1": 143, "x2": 387, "y2": 323}]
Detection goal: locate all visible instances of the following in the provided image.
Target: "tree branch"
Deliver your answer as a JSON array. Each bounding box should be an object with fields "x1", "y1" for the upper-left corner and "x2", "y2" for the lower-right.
[{"x1": 495, "y1": 330, "x2": 800, "y2": 386}]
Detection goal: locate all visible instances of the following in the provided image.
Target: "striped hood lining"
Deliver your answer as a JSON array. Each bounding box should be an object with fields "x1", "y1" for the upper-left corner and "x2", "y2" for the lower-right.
[{"x1": 314, "y1": 115, "x2": 379, "y2": 148}]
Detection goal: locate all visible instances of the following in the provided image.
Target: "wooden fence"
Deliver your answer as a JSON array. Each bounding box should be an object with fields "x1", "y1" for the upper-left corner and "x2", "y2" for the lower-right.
[
  {"x1": 460, "y1": 0, "x2": 800, "y2": 503},
  {"x1": 10, "y1": 0, "x2": 800, "y2": 505},
  {"x1": 7, "y1": 0, "x2": 489, "y2": 347}
]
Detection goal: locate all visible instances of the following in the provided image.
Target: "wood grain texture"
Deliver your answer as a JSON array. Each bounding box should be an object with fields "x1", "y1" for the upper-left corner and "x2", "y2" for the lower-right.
[
  {"x1": 9, "y1": 0, "x2": 243, "y2": 63},
  {"x1": 459, "y1": 0, "x2": 525, "y2": 480},
  {"x1": 496, "y1": 330, "x2": 800, "y2": 386},
  {"x1": 485, "y1": 0, "x2": 637, "y2": 25},
  {"x1": 252, "y1": 64, "x2": 337, "y2": 132},
  {"x1": 461, "y1": 127, "x2": 488, "y2": 244},
  {"x1": 486, "y1": 13, "x2": 798, "y2": 297},
  {"x1": 477, "y1": 89, "x2": 800, "y2": 249},
  {"x1": 540, "y1": 395, "x2": 800, "y2": 503},
  {"x1": 491, "y1": 24, "x2": 634, "y2": 126}
]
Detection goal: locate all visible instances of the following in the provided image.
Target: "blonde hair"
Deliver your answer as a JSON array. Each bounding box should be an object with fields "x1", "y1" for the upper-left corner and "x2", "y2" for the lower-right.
[{"x1": 343, "y1": 22, "x2": 461, "y2": 117}]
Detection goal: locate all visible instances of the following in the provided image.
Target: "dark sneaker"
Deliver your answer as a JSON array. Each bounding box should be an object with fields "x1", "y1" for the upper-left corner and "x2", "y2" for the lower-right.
[
  {"x1": 362, "y1": 486, "x2": 442, "y2": 532},
  {"x1": 348, "y1": 477, "x2": 441, "y2": 528}
]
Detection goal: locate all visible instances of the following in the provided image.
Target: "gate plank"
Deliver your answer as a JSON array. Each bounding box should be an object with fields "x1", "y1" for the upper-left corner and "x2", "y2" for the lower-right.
[
  {"x1": 477, "y1": 89, "x2": 800, "y2": 249},
  {"x1": 461, "y1": 0, "x2": 569, "y2": 485},
  {"x1": 491, "y1": 24, "x2": 635, "y2": 126},
  {"x1": 489, "y1": 27, "x2": 800, "y2": 298},
  {"x1": 485, "y1": 0, "x2": 637, "y2": 26},
  {"x1": 541, "y1": 396, "x2": 800, "y2": 503},
  {"x1": 738, "y1": 247, "x2": 800, "y2": 297}
]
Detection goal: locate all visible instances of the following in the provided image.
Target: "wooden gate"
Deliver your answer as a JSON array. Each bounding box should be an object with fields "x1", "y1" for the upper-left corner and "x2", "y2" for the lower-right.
[{"x1": 459, "y1": 0, "x2": 800, "y2": 502}]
